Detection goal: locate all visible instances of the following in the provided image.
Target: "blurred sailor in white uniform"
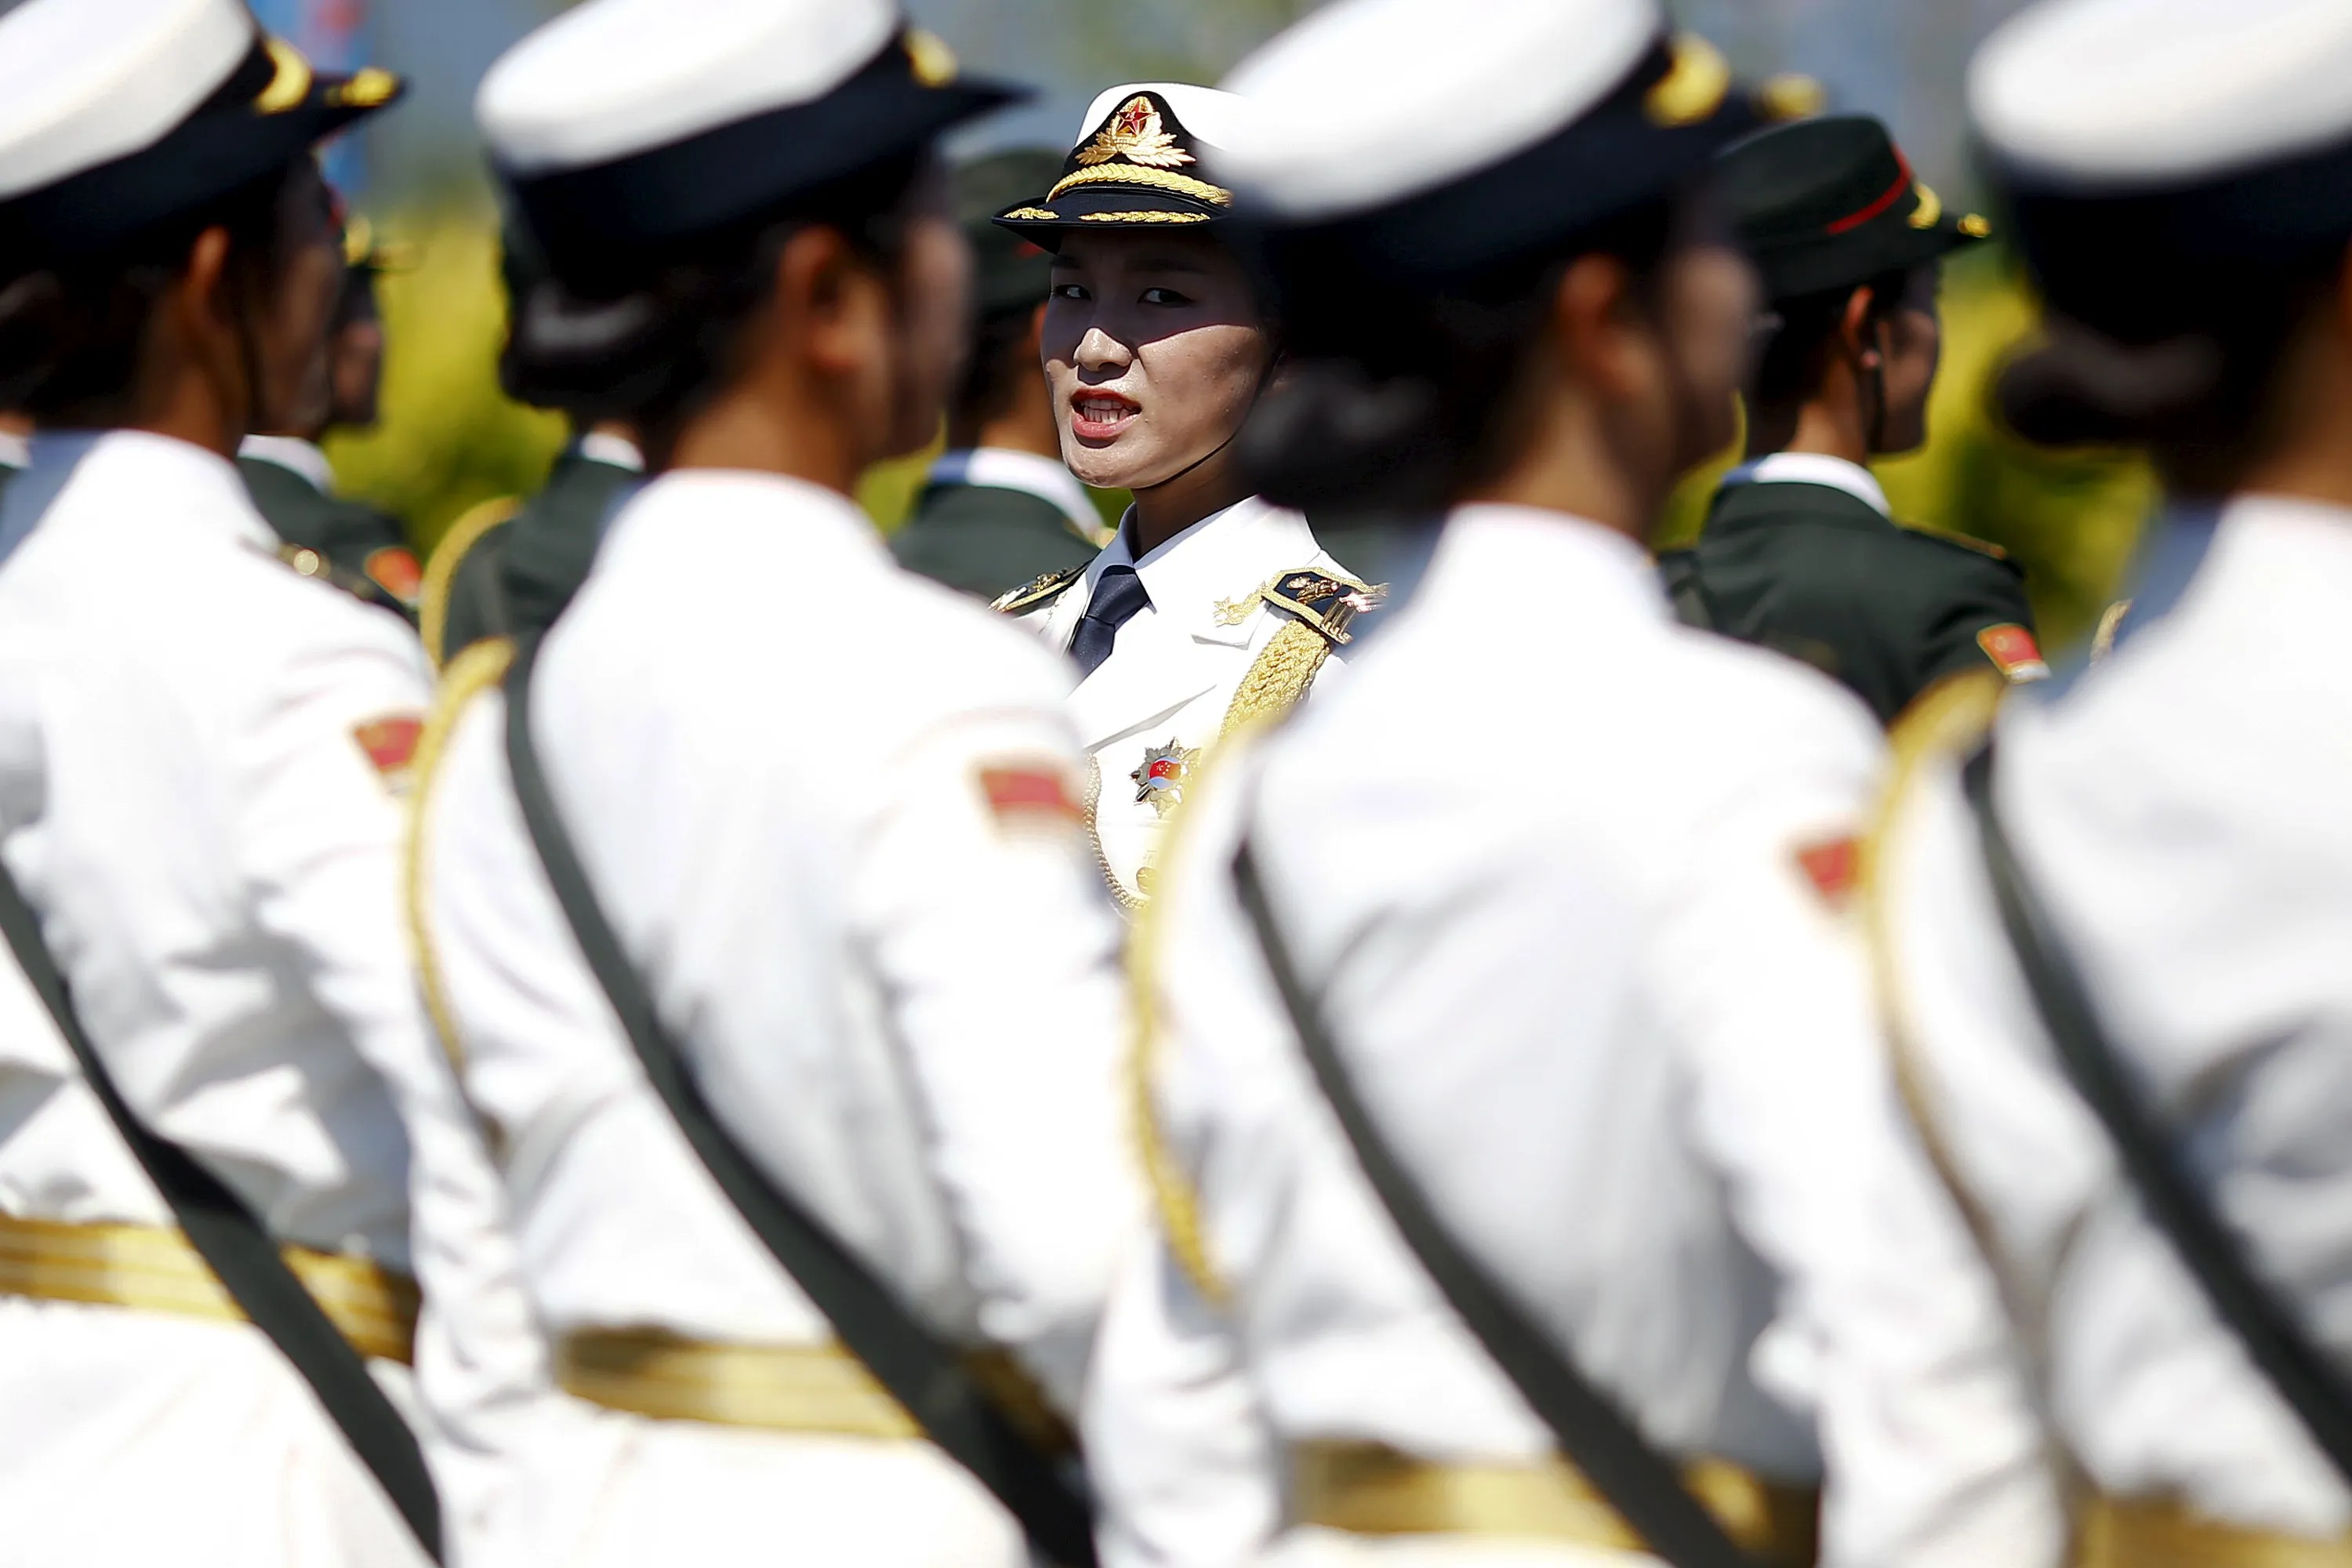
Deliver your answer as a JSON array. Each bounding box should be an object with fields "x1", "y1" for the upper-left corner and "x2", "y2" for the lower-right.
[
  {"x1": 1871, "y1": 0, "x2": 2352, "y2": 1561},
  {"x1": 0, "y1": 2, "x2": 545, "y2": 1564},
  {"x1": 989, "y1": 84, "x2": 1376, "y2": 913},
  {"x1": 411, "y1": 1, "x2": 1144, "y2": 1563},
  {"x1": 1096, "y1": 1, "x2": 2065, "y2": 1566}
]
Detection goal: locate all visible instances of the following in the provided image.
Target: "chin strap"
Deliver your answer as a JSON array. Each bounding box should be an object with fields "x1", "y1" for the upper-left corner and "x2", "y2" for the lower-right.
[{"x1": 1125, "y1": 346, "x2": 1283, "y2": 503}]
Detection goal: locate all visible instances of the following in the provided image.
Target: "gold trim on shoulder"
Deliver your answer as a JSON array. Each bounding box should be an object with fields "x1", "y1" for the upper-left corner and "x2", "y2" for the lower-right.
[
  {"x1": 1646, "y1": 34, "x2": 1730, "y2": 126},
  {"x1": 405, "y1": 637, "x2": 517, "y2": 1073},
  {"x1": 419, "y1": 495, "x2": 521, "y2": 670},
  {"x1": 989, "y1": 562, "x2": 1087, "y2": 615},
  {"x1": 1047, "y1": 162, "x2": 1232, "y2": 209}
]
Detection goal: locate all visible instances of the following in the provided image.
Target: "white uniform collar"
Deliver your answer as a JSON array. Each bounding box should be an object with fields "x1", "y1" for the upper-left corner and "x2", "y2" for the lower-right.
[
  {"x1": 927, "y1": 447, "x2": 1103, "y2": 543},
  {"x1": 1721, "y1": 451, "x2": 1892, "y2": 518},
  {"x1": 577, "y1": 430, "x2": 645, "y2": 471},
  {"x1": 0, "y1": 428, "x2": 27, "y2": 470},
  {"x1": 237, "y1": 434, "x2": 336, "y2": 495},
  {"x1": 1095, "y1": 495, "x2": 1323, "y2": 636}
]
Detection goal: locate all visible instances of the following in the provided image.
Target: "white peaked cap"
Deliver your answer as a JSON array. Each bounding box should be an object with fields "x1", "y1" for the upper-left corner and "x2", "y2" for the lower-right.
[
  {"x1": 0, "y1": 0, "x2": 252, "y2": 201},
  {"x1": 480, "y1": 0, "x2": 902, "y2": 173},
  {"x1": 1973, "y1": 0, "x2": 2352, "y2": 187},
  {"x1": 1073, "y1": 82, "x2": 1256, "y2": 155},
  {"x1": 1220, "y1": 0, "x2": 1663, "y2": 222}
]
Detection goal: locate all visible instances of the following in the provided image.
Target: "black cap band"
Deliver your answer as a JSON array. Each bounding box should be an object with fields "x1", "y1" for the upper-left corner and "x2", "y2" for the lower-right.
[{"x1": 0, "y1": 36, "x2": 401, "y2": 263}]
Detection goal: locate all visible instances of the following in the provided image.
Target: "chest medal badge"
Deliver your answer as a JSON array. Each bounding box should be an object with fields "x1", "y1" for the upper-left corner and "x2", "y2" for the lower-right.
[{"x1": 1131, "y1": 739, "x2": 1201, "y2": 816}]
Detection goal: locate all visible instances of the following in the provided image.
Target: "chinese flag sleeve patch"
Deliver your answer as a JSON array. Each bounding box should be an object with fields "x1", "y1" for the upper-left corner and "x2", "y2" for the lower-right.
[
  {"x1": 1795, "y1": 835, "x2": 1859, "y2": 906},
  {"x1": 978, "y1": 762, "x2": 1082, "y2": 830},
  {"x1": 354, "y1": 714, "x2": 424, "y2": 795},
  {"x1": 1977, "y1": 622, "x2": 2049, "y2": 682}
]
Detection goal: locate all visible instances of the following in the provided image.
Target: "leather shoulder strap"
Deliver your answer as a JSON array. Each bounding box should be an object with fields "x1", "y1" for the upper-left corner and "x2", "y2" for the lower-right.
[
  {"x1": 499, "y1": 632, "x2": 1097, "y2": 1567},
  {"x1": 1962, "y1": 741, "x2": 2352, "y2": 1486},
  {"x1": 1229, "y1": 835, "x2": 1755, "y2": 1568},
  {"x1": 0, "y1": 859, "x2": 442, "y2": 1559}
]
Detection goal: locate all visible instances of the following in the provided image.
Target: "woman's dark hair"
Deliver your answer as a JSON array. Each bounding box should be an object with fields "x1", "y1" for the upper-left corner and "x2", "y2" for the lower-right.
[
  {"x1": 1236, "y1": 198, "x2": 1677, "y2": 514},
  {"x1": 1996, "y1": 240, "x2": 2344, "y2": 495},
  {"x1": 499, "y1": 151, "x2": 931, "y2": 453},
  {"x1": 0, "y1": 157, "x2": 325, "y2": 425},
  {"x1": 1748, "y1": 266, "x2": 1917, "y2": 413}
]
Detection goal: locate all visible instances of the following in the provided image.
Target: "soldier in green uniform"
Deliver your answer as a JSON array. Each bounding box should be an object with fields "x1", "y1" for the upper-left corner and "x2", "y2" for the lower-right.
[
  {"x1": 238, "y1": 216, "x2": 422, "y2": 622},
  {"x1": 1659, "y1": 114, "x2": 2047, "y2": 726},
  {"x1": 890, "y1": 147, "x2": 1105, "y2": 599}
]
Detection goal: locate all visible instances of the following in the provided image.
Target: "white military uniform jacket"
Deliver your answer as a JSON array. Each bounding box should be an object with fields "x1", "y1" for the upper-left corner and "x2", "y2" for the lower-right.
[
  {"x1": 0, "y1": 432, "x2": 543, "y2": 1567},
  {"x1": 1873, "y1": 493, "x2": 2352, "y2": 1539},
  {"x1": 415, "y1": 470, "x2": 1145, "y2": 1566},
  {"x1": 1103, "y1": 504, "x2": 2063, "y2": 1568},
  {"x1": 1007, "y1": 495, "x2": 1366, "y2": 909}
]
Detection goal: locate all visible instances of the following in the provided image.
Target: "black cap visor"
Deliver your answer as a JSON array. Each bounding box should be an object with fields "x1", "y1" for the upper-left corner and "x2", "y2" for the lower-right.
[{"x1": 0, "y1": 38, "x2": 401, "y2": 263}]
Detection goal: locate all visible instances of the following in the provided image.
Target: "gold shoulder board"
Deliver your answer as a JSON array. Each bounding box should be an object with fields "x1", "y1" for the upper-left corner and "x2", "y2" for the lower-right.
[
  {"x1": 989, "y1": 563, "x2": 1087, "y2": 615},
  {"x1": 1260, "y1": 568, "x2": 1387, "y2": 647}
]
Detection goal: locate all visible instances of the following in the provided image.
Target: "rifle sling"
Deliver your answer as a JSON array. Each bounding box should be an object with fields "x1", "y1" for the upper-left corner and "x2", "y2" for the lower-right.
[
  {"x1": 499, "y1": 630, "x2": 1097, "y2": 1567},
  {"x1": 1230, "y1": 833, "x2": 1758, "y2": 1568},
  {"x1": 1962, "y1": 739, "x2": 2352, "y2": 1487},
  {"x1": 0, "y1": 858, "x2": 442, "y2": 1560}
]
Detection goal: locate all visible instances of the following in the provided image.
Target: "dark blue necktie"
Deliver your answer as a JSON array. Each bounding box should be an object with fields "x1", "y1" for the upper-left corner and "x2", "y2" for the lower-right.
[{"x1": 1068, "y1": 565, "x2": 1150, "y2": 678}]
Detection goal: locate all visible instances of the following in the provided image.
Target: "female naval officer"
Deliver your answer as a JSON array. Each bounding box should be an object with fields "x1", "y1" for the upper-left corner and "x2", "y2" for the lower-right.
[
  {"x1": 990, "y1": 84, "x2": 1377, "y2": 913},
  {"x1": 0, "y1": 2, "x2": 542, "y2": 1563},
  {"x1": 1873, "y1": 0, "x2": 2352, "y2": 1559},
  {"x1": 1091, "y1": 1, "x2": 2065, "y2": 1565},
  {"x1": 410, "y1": 0, "x2": 1145, "y2": 1563}
]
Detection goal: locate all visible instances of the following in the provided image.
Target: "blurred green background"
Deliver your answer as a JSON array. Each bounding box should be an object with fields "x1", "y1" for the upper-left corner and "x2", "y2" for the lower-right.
[{"x1": 306, "y1": 0, "x2": 2153, "y2": 657}]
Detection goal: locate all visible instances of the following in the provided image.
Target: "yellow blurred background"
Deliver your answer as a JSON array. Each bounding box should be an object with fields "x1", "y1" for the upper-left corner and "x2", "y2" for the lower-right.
[{"x1": 330, "y1": 208, "x2": 2151, "y2": 657}]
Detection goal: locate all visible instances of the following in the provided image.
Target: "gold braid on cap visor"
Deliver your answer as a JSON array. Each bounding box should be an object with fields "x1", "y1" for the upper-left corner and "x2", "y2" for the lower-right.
[{"x1": 1047, "y1": 163, "x2": 1232, "y2": 208}]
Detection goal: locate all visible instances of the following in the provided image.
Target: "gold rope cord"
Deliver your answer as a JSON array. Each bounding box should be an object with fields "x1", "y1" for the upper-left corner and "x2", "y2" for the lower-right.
[
  {"x1": 418, "y1": 495, "x2": 519, "y2": 671},
  {"x1": 1047, "y1": 162, "x2": 1232, "y2": 207},
  {"x1": 1123, "y1": 731, "x2": 1266, "y2": 1307},
  {"x1": 1218, "y1": 618, "x2": 1336, "y2": 742},
  {"x1": 405, "y1": 637, "x2": 516, "y2": 1071},
  {"x1": 1858, "y1": 669, "x2": 2091, "y2": 1511}
]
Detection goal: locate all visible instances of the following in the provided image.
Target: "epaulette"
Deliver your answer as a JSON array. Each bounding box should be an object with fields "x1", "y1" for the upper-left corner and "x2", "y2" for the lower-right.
[
  {"x1": 263, "y1": 540, "x2": 399, "y2": 607},
  {"x1": 989, "y1": 563, "x2": 1087, "y2": 615},
  {"x1": 1251, "y1": 568, "x2": 1388, "y2": 647},
  {"x1": 1898, "y1": 521, "x2": 2024, "y2": 575}
]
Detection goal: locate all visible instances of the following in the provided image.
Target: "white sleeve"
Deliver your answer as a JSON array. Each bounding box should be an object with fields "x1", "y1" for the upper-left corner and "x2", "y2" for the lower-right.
[
  {"x1": 1084, "y1": 1239, "x2": 1283, "y2": 1568},
  {"x1": 232, "y1": 624, "x2": 549, "y2": 1542},
  {"x1": 848, "y1": 704, "x2": 1147, "y2": 1413},
  {"x1": 1650, "y1": 731, "x2": 2064, "y2": 1568}
]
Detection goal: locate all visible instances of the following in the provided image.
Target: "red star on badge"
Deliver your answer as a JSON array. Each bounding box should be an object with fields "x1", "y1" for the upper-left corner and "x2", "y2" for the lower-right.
[{"x1": 1116, "y1": 99, "x2": 1154, "y2": 137}]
